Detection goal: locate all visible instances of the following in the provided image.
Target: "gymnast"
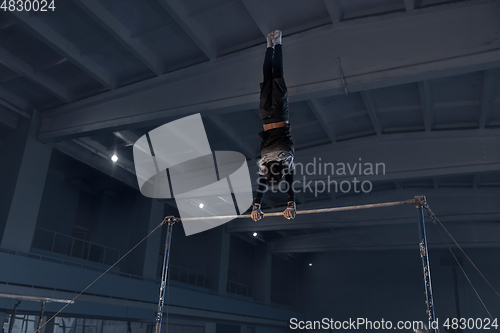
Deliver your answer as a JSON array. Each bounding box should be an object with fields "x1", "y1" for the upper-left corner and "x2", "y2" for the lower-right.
[{"x1": 251, "y1": 30, "x2": 296, "y2": 222}]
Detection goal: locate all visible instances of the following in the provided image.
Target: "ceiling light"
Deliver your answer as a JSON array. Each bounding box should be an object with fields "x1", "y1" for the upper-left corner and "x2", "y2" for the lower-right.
[
  {"x1": 199, "y1": 203, "x2": 204, "y2": 209},
  {"x1": 111, "y1": 154, "x2": 118, "y2": 162},
  {"x1": 309, "y1": 263, "x2": 313, "y2": 266},
  {"x1": 252, "y1": 232, "x2": 258, "y2": 237}
]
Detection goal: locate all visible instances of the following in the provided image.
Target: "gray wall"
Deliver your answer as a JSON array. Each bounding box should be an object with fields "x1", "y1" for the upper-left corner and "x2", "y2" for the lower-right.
[
  {"x1": 271, "y1": 256, "x2": 297, "y2": 302},
  {"x1": 298, "y1": 247, "x2": 500, "y2": 326},
  {"x1": 169, "y1": 219, "x2": 217, "y2": 275},
  {"x1": 36, "y1": 170, "x2": 80, "y2": 235},
  {"x1": 229, "y1": 236, "x2": 256, "y2": 287}
]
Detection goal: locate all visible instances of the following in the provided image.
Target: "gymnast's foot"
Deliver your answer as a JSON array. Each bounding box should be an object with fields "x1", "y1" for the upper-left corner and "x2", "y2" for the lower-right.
[
  {"x1": 267, "y1": 32, "x2": 274, "y2": 48},
  {"x1": 273, "y1": 30, "x2": 282, "y2": 45}
]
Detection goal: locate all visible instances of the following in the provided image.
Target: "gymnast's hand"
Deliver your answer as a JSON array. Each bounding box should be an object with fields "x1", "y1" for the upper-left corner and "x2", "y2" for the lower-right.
[
  {"x1": 251, "y1": 203, "x2": 263, "y2": 222},
  {"x1": 283, "y1": 201, "x2": 296, "y2": 220}
]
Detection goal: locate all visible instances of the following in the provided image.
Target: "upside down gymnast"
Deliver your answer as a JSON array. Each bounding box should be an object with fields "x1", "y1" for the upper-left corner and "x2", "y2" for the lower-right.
[{"x1": 251, "y1": 30, "x2": 296, "y2": 222}]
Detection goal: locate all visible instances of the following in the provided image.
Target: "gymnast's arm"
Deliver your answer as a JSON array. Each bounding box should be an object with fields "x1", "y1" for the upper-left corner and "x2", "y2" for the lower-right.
[
  {"x1": 251, "y1": 174, "x2": 296, "y2": 221},
  {"x1": 284, "y1": 173, "x2": 295, "y2": 203},
  {"x1": 283, "y1": 173, "x2": 297, "y2": 219},
  {"x1": 251, "y1": 177, "x2": 267, "y2": 221}
]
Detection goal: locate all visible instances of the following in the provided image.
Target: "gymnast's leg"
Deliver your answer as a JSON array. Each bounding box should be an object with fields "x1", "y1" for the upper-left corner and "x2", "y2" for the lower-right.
[
  {"x1": 263, "y1": 33, "x2": 274, "y2": 82},
  {"x1": 272, "y1": 30, "x2": 283, "y2": 79}
]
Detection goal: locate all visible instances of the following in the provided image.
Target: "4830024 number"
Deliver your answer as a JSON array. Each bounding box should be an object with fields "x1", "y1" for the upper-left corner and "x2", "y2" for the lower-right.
[
  {"x1": 443, "y1": 318, "x2": 498, "y2": 330},
  {"x1": 1, "y1": 0, "x2": 55, "y2": 11}
]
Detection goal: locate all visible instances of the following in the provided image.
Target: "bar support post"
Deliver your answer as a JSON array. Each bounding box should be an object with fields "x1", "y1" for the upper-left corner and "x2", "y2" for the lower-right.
[
  {"x1": 415, "y1": 196, "x2": 437, "y2": 333},
  {"x1": 155, "y1": 217, "x2": 175, "y2": 333},
  {"x1": 36, "y1": 301, "x2": 45, "y2": 333},
  {"x1": 8, "y1": 301, "x2": 21, "y2": 333}
]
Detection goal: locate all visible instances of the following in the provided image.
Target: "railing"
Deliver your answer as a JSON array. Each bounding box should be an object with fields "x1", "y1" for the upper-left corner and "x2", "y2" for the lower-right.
[
  {"x1": 166, "y1": 264, "x2": 212, "y2": 289},
  {"x1": 227, "y1": 280, "x2": 253, "y2": 298},
  {"x1": 0, "y1": 247, "x2": 157, "y2": 284},
  {"x1": 271, "y1": 292, "x2": 293, "y2": 306},
  {"x1": 32, "y1": 227, "x2": 120, "y2": 266},
  {"x1": 0, "y1": 246, "x2": 297, "y2": 312}
]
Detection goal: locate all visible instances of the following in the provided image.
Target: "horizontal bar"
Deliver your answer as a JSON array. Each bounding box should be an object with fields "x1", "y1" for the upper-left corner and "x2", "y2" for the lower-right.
[
  {"x1": 0, "y1": 293, "x2": 74, "y2": 304},
  {"x1": 173, "y1": 199, "x2": 417, "y2": 222}
]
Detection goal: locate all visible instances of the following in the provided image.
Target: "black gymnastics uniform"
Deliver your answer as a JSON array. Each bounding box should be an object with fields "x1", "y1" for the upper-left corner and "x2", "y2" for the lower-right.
[{"x1": 255, "y1": 44, "x2": 295, "y2": 205}]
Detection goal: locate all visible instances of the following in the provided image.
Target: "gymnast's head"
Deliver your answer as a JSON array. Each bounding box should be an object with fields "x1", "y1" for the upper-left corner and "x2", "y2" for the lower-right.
[{"x1": 264, "y1": 160, "x2": 284, "y2": 183}]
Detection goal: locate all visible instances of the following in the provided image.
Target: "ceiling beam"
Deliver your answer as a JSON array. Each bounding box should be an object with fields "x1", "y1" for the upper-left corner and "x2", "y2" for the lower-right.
[
  {"x1": 323, "y1": 0, "x2": 344, "y2": 25},
  {"x1": 479, "y1": 70, "x2": 495, "y2": 129},
  {"x1": 219, "y1": 17, "x2": 333, "y2": 57},
  {"x1": 0, "y1": 46, "x2": 75, "y2": 103},
  {"x1": 37, "y1": 0, "x2": 500, "y2": 141},
  {"x1": 240, "y1": 0, "x2": 272, "y2": 37},
  {"x1": 205, "y1": 116, "x2": 257, "y2": 159},
  {"x1": 306, "y1": 100, "x2": 337, "y2": 144},
  {"x1": 327, "y1": 190, "x2": 336, "y2": 202},
  {"x1": 244, "y1": 129, "x2": 500, "y2": 187},
  {"x1": 34, "y1": 58, "x2": 68, "y2": 72},
  {"x1": 73, "y1": 137, "x2": 136, "y2": 173},
  {"x1": 473, "y1": 174, "x2": 480, "y2": 189},
  {"x1": 360, "y1": 91, "x2": 382, "y2": 135},
  {"x1": 113, "y1": 130, "x2": 141, "y2": 147},
  {"x1": 0, "y1": 88, "x2": 31, "y2": 118},
  {"x1": 404, "y1": 0, "x2": 416, "y2": 11},
  {"x1": 157, "y1": 0, "x2": 217, "y2": 60},
  {"x1": 0, "y1": 106, "x2": 19, "y2": 129},
  {"x1": 56, "y1": 128, "x2": 500, "y2": 210},
  {"x1": 131, "y1": 21, "x2": 175, "y2": 39},
  {"x1": 418, "y1": 81, "x2": 433, "y2": 132},
  {"x1": 269, "y1": 221, "x2": 500, "y2": 252},
  {"x1": 187, "y1": 0, "x2": 238, "y2": 17},
  {"x1": 54, "y1": 141, "x2": 138, "y2": 190},
  {"x1": 9, "y1": 11, "x2": 118, "y2": 89},
  {"x1": 74, "y1": 0, "x2": 164, "y2": 76}
]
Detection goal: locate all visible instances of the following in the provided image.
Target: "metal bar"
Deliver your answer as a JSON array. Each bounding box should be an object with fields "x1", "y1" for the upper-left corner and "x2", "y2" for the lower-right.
[
  {"x1": 36, "y1": 301, "x2": 45, "y2": 333},
  {"x1": 415, "y1": 196, "x2": 437, "y2": 333},
  {"x1": 175, "y1": 199, "x2": 416, "y2": 221},
  {"x1": 7, "y1": 301, "x2": 21, "y2": 333},
  {"x1": 155, "y1": 219, "x2": 175, "y2": 333}
]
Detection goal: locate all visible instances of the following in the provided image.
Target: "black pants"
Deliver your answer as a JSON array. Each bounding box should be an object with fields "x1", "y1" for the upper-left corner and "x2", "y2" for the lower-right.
[
  {"x1": 263, "y1": 44, "x2": 283, "y2": 81},
  {"x1": 259, "y1": 45, "x2": 289, "y2": 124}
]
